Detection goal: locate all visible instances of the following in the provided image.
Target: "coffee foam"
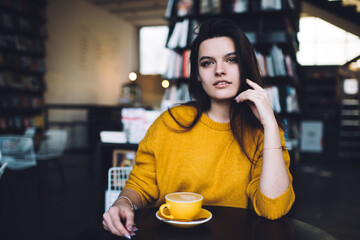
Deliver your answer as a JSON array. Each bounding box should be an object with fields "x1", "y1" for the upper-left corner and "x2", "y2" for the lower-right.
[{"x1": 166, "y1": 192, "x2": 203, "y2": 202}]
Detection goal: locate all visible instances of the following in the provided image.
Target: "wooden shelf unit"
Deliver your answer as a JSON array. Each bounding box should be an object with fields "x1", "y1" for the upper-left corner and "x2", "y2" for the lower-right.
[{"x1": 0, "y1": 0, "x2": 47, "y2": 134}]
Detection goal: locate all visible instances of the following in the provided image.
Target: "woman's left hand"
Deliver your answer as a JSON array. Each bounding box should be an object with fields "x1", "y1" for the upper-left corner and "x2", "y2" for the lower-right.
[{"x1": 234, "y1": 79, "x2": 276, "y2": 128}]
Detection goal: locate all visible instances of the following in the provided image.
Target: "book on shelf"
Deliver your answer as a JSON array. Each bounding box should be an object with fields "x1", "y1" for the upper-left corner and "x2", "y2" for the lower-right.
[
  {"x1": 284, "y1": 54, "x2": 294, "y2": 77},
  {"x1": 179, "y1": 18, "x2": 190, "y2": 48},
  {"x1": 1, "y1": 35, "x2": 44, "y2": 53},
  {"x1": 283, "y1": 118, "x2": 299, "y2": 151},
  {"x1": 244, "y1": 31, "x2": 256, "y2": 44},
  {"x1": 167, "y1": 20, "x2": 185, "y2": 49},
  {"x1": 22, "y1": 116, "x2": 34, "y2": 129},
  {"x1": 0, "y1": 115, "x2": 37, "y2": 131},
  {"x1": 164, "y1": 49, "x2": 193, "y2": 79},
  {"x1": 4, "y1": 115, "x2": 23, "y2": 130},
  {"x1": 5, "y1": 117, "x2": 14, "y2": 130},
  {"x1": 286, "y1": 86, "x2": 299, "y2": 113},
  {"x1": 34, "y1": 114, "x2": 43, "y2": 128},
  {"x1": 0, "y1": 94, "x2": 42, "y2": 110},
  {"x1": 177, "y1": 82, "x2": 191, "y2": 101},
  {"x1": 167, "y1": 18, "x2": 198, "y2": 49},
  {"x1": 165, "y1": 0, "x2": 195, "y2": 18},
  {"x1": 165, "y1": 0, "x2": 176, "y2": 18},
  {"x1": 265, "y1": 55, "x2": 275, "y2": 77},
  {"x1": 269, "y1": 45, "x2": 286, "y2": 77},
  {"x1": 265, "y1": 86, "x2": 281, "y2": 113},
  {"x1": 265, "y1": 85, "x2": 300, "y2": 114},
  {"x1": 284, "y1": 16, "x2": 295, "y2": 36},
  {"x1": 161, "y1": 83, "x2": 191, "y2": 111},
  {"x1": 255, "y1": 51, "x2": 267, "y2": 77},
  {"x1": 261, "y1": 0, "x2": 282, "y2": 10},
  {"x1": 14, "y1": 115, "x2": 23, "y2": 129},
  {"x1": 256, "y1": 46, "x2": 293, "y2": 78},
  {"x1": 200, "y1": 0, "x2": 221, "y2": 15},
  {"x1": 164, "y1": 51, "x2": 176, "y2": 79},
  {"x1": 0, "y1": 71, "x2": 42, "y2": 91},
  {"x1": 233, "y1": 0, "x2": 248, "y2": 13},
  {"x1": 0, "y1": 117, "x2": 7, "y2": 130},
  {"x1": 165, "y1": 51, "x2": 183, "y2": 79},
  {"x1": 285, "y1": 0, "x2": 295, "y2": 9},
  {"x1": 266, "y1": 31, "x2": 287, "y2": 42},
  {"x1": 22, "y1": 75, "x2": 40, "y2": 90},
  {"x1": 34, "y1": 96, "x2": 42, "y2": 108},
  {"x1": 173, "y1": 51, "x2": 183, "y2": 79},
  {"x1": 177, "y1": 0, "x2": 195, "y2": 17},
  {"x1": 189, "y1": 19, "x2": 198, "y2": 42}
]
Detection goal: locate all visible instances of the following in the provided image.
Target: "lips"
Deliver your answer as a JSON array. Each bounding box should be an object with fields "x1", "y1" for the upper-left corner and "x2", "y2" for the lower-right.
[{"x1": 213, "y1": 80, "x2": 232, "y2": 87}]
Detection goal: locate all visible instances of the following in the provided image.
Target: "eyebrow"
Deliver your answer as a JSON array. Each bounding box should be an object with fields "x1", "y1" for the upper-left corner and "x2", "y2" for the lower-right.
[{"x1": 199, "y1": 52, "x2": 237, "y2": 62}]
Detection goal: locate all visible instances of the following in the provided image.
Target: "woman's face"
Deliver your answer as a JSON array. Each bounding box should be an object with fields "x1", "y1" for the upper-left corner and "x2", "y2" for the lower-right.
[{"x1": 197, "y1": 36, "x2": 241, "y2": 105}]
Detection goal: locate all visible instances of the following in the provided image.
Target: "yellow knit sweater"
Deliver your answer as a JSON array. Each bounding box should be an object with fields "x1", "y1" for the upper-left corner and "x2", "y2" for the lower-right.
[{"x1": 124, "y1": 105, "x2": 295, "y2": 219}]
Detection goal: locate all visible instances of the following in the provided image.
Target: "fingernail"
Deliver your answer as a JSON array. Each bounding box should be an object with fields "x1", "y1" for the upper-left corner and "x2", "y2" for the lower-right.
[
  {"x1": 133, "y1": 227, "x2": 139, "y2": 232},
  {"x1": 130, "y1": 232, "x2": 136, "y2": 237},
  {"x1": 125, "y1": 234, "x2": 131, "y2": 239}
]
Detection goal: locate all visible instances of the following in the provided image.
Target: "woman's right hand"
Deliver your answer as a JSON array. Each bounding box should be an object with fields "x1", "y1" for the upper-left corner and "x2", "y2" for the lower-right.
[{"x1": 102, "y1": 198, "x2": 137, "y2": 239}]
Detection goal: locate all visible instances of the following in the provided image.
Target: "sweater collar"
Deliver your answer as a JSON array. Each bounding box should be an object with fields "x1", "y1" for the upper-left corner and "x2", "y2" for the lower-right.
[{"x1": 200, "y1": 113, "x2": 231, "y2": 131}]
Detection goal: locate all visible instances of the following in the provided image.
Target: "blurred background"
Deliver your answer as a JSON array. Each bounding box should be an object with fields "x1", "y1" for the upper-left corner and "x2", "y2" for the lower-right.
[{"x1": 0, "y1": 0, "x2": 359, "y2": 239}]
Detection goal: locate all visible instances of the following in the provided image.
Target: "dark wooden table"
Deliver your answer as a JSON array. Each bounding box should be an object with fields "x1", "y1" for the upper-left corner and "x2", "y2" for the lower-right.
[{"x1": 74, "y1": 206, "x2": 337, "y2": 240}]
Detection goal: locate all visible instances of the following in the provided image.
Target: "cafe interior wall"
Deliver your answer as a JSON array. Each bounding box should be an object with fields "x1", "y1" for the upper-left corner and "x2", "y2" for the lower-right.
[{"x1": 43, "y1": 0, "x2": 138, "y2": 147}]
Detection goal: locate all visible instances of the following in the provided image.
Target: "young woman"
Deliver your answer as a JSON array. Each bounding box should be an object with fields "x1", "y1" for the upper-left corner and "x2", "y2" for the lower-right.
[{"x1": 103, "y1": 18, "x2": 295, "y2": 238}]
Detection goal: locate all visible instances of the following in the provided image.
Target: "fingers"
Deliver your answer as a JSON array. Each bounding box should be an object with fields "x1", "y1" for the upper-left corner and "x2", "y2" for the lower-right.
[
  {"x1": 103, "y1": 211, "x2": 122, "y2": 236},
  {"x1": 235, "y1": 79, "x2": 268, "y2": 102},
  {"x1": 124, "y1": 209, "x2": 136, "y2": 232},
  {"x1": 235, "y1": 89, "x2": 268, "y2": 105},
  {"x1": 245, "y1": 78, "x2": 263, "y2": 90},
  {"x1": 103, "y1": 206, "x2": 136, "y2": 239},
  {"x1": 102, "y1": 220, "x2": 109, "y2": 231}
]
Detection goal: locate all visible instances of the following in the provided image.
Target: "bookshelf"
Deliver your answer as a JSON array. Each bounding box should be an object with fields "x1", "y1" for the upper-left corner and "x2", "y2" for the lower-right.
[
  {"x1": 162, "y1": 0, "x2": 300, "y2": 151},
  {"x1": 297, "y1": 66, "x2": 339, "y2": 164},
  {"x1": 337, "y1": 62, "x2": 360, "y2": 163},
  {"x1": 0, "y1": 0, "x2": 47, "y2": 134}
]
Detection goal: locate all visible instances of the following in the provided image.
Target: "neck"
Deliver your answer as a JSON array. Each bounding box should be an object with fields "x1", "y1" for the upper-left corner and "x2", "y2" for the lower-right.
[{"x1": 206, "y1": 101, "x2": 231, "y2": 123}]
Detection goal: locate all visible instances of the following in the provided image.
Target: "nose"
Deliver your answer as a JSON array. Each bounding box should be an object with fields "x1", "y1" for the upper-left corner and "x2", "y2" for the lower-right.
[{"x1": 215, "y1": 63, "x2": 226, "y2": 77}]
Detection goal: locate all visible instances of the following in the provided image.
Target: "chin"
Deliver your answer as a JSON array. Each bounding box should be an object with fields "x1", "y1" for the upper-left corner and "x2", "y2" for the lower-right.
[
  {"x1": 213, "y1": 93, "x2": 237, "y2": 101},
  {"x1": 212, "y1": 97, "x2": 235, "y2": 103}
]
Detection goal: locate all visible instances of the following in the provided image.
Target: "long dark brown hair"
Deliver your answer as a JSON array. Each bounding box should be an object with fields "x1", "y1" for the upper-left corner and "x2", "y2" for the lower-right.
[{"x1": 168, "y1": 18, "x2": 283, "y2": 164}]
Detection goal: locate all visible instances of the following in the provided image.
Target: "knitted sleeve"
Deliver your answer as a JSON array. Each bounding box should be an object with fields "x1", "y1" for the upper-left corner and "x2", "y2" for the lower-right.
[
  {"x1": 246, "y1": 130, "x2": 295, "y2": 220},
  {"x1": 123, "y1": 119, "x2": 160, "y2": 207}
]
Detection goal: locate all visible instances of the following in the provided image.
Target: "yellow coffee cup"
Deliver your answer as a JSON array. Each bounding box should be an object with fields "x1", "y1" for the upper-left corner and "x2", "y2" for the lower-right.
[{"x1": 159, "y1": 192, "x2": 203, "y2": 220}]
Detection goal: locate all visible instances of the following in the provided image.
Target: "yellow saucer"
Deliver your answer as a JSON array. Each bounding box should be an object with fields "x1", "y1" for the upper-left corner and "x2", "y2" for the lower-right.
[{"x1": 156, "y1": 208, "x2": 212, "y2": 228}]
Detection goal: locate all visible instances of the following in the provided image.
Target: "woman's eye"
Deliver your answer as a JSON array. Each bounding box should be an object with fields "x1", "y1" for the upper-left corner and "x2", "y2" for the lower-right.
[
  {"x1": 200, "y1": 61, "x2": 212, "y2": 67},
  {"x1": 227, "y1": 57, "x2": 238, "y2": 63}
]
